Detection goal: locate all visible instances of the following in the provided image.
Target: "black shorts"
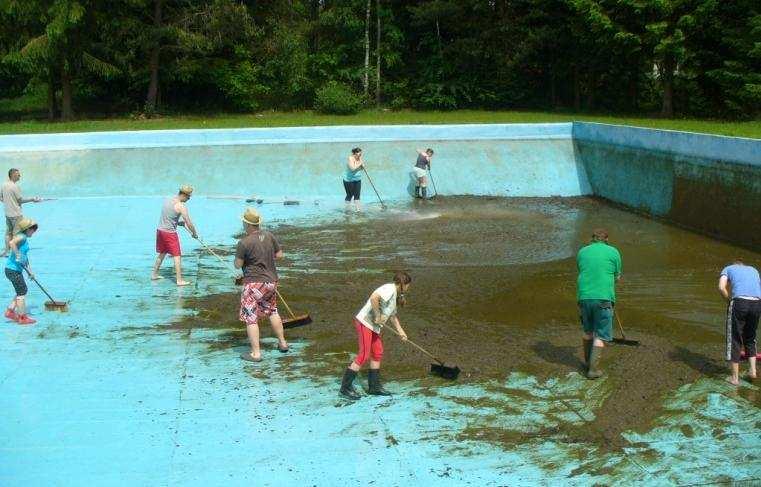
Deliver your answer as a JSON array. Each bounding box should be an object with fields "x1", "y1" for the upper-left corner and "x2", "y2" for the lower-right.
[
  {"x1": 725, "y1": 298, "x2": 760, "y2": 362},
  {"x1": 343, "y1": 180, "x2": 361, "y2": 201},
  {"x1": 5, "y1": 268, "x2": 27, "y2": 296}
]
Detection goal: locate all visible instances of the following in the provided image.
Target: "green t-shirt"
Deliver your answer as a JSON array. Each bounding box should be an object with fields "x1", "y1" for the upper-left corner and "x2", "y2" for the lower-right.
[{"x1": 576, "y1": 241, "x2": 622, "y2": 302}]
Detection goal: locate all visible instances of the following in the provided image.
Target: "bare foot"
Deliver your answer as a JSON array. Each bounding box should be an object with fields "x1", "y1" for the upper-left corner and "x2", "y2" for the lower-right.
[
  {"x1": 176, "y1": 280, "x2": 191, "y2": 286},
  {"x1": 151, "y1": 274, "x2": 164, "y2": 280},
  {"x1": 725, "y1": 376, "x2": 740, "y2": 386}
]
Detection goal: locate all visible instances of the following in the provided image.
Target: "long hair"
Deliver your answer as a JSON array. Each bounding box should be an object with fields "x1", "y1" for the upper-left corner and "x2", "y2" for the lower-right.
[{"x1": 393, "y1": 271, "x2": 412, "y2": 306}]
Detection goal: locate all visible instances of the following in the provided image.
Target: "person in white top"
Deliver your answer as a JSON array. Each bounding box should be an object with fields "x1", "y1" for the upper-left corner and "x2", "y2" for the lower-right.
[
  {"x1": 339, "y1": 271, "x2": 411, "y2": 400},
  {"x1": 1, "y1": 168, "x2": 41, "y2": 257}
]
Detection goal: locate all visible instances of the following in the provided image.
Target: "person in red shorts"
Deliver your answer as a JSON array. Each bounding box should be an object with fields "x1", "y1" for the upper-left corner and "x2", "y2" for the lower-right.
[
  {"x1": 151, "y1": 185, "x2": 198, "y2": 286},
  {"x1": 234, "y1": 207, "x2": 288, "y2": 362},
  {"x1": 339, "y1": 271, "x2": 411, "y2": 400}
]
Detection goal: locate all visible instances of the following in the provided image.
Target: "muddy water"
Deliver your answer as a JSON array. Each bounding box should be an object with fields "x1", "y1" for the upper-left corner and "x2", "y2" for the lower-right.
[{"x1": 173, "y1": 196, "x2": 761, "y2": 450}]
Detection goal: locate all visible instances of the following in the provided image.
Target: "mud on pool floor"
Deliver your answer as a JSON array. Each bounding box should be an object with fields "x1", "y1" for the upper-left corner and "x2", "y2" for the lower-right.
[{"x1": 160, "y1": 196, "x2": 761, "y2": 451}]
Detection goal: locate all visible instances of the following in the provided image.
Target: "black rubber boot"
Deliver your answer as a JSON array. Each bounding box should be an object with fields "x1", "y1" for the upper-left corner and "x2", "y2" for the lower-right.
[
  {"x1": 414, "y1": 186, "x2": 421, "y2": 198},
  {"x1": 582, "y1": 338, "x2": 593, "y2": 367},
  {"x1": 368, "y1": 369, "x2": 392, "y2": 396},
  {"x1": 421, "y1": 187, "x2": 428, "y2": 199},
  {"x1": 587, "y1": 346, "x2": 604, "y2": 379},
  {"x1": 339, "y1": 368, "x2": 361, "y2": 400}
]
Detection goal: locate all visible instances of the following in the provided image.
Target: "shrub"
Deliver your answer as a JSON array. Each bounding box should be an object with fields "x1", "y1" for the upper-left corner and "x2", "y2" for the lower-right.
[{"x1": 314, "y1": 81, "x2": 363, "y2": 115}]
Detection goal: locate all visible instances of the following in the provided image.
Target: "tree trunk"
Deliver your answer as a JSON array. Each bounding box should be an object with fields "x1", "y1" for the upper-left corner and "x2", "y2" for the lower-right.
[
  {"x1": 550, "y1": 69, "x2": 557, "y2": 109},
  {"x1": 47, "y1": 71, "x2": 59, "y2": 121},
  {"x1": 145, "y1": 0, "x2": 163, "y2": 113},
  {"x1": 375, "y1": 0, "x2": 381, "y2": 105},
  {"x1": 586, "y1": 71, "x2": 596, "y2": 111},
  {"x1": 61, "y1": 65, "x2": 73, "y2": 121},
  {"x1": 435, "y1": 18, "x2": 442, "y2": 57},
  {"x1": 573, "y1": 64, "x2": 581, "y2": 112},
  {"x1": 310, "y1": 0, "x2": 319, "y2": 53},
  {"x1": 363, "y1": 0, "x2": 370, "y2": 97},
  {"x1": 660, "y1": 58, "x2": 675, "y2": 117}
]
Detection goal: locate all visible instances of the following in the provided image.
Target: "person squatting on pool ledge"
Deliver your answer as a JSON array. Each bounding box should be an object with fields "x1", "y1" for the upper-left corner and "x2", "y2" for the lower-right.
[
  {"x1": 152, "y1": 185, "x2": 198, "y2": 286},
  {"x1": 577, "y1": 228, "x2": 622, "y2": 379},
  {"x1": 718, "y1": 259, "x2": 760, "y2": 386},
  {"x1": 343, "y1": 147, "x2": 364, "y2": 210},
  {"x1": 4, "y1": 218, "x2": 38, "y2": 325},
  {"x1": 413, "y1": 148, "x2": 434, "y2": 199},
  {"x1": 235, "y1": 207, "x2": 289, "y2": 362},
  {"x1": 340, "y1": 271, "x2": 412, "y2": 400}
]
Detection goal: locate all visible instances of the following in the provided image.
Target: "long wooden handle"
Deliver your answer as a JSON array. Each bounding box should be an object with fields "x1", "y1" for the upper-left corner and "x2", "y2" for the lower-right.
[
  {"x1": 615, "y1": 312, "x2": 627, "y2": 340},
  {"x1": 22, "y1": 265, "x2": 58, "y2": 303},
  {"x1": 275, "y1": 289, "x2": 297, "y2": 320},
  {"x1": 361, "y1": 167, "x2": 387, "y2": 208},
  {"x1": 382, "y1": 324, "x2": 444, "y2": 365}
]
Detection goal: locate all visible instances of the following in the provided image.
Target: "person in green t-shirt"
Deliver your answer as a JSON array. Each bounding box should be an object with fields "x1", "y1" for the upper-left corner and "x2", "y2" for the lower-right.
[{"x1": 576, "y1": 228, "x2": 622, "y2": 379}]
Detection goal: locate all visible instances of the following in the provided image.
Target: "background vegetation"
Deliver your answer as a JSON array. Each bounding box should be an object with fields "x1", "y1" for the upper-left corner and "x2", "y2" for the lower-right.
[{"x1": 1, "y1": 0, "x2": 759, "y2": 123}]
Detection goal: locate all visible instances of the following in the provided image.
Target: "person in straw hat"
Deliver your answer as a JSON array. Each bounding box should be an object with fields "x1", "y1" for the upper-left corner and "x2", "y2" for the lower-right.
[
  {"x1": 235, "y1": 207, "x2": 288, "y2": 362},
  {"x1": 4, "y1": 217, "x2": 38, "y2": 325},
  {"x1": 151, "y1": 185, "x2": 198, "y2": 286}
]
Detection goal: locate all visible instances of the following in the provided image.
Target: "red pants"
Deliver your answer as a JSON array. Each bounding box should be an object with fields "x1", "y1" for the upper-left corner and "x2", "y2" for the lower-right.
[
  {"x1": 156, "y1": 229, "x2": 181, "y2": 256},
  {"x1": 353, "y1": 318, "x2": 383, "y2": 365}
]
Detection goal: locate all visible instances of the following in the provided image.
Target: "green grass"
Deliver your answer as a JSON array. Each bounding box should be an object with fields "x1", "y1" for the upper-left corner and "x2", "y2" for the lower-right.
[{"x1": 0, "y1": 106, "x2": 759, "y2": 138}]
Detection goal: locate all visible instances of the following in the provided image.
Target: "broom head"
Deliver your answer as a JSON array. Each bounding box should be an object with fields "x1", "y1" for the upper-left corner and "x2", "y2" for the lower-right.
[
  {"x1": 44, "y1": 300, "x2": 69, "y2": 312},
  {"x1": 283, "y1": 313, "x2": 312, "y2": 329},
  {"x1": 430, "y1": 363, "x2": 460, "y2": 380}
]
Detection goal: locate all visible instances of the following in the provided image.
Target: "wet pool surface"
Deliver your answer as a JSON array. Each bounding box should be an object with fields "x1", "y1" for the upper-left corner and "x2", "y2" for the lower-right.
[{"x1": 2, "y1": 195, "x2": 760, "y2": 485}]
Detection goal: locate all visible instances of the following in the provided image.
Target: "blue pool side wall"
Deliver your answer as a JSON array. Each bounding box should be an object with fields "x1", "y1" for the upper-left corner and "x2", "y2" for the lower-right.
[
  {"x1": 0, "y1": 122, "x2": 759, "y2": 247},
  {"x1": 573, "y1": 122, "x2": 761, "y2": 249}
]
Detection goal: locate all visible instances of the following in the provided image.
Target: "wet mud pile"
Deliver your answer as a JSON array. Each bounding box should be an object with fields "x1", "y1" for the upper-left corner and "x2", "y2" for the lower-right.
[{"x1": 168, "y1": 196, "x2": 760, "y2": 450}]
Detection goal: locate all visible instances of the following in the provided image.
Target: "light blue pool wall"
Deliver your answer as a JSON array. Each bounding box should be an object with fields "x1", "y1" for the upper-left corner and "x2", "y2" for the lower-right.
[
  {"x1": 573, "y1": 123, "x2": 761, "y2": 249},
  {"x1": 0, "y1": 124, "x2": 586, "y2": 199},
  {"x1": 0, "y1": 122, "x2": 759, "y2": 246}
]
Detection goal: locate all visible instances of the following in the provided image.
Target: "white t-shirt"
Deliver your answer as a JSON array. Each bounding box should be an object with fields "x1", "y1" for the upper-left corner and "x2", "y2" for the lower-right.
[{"x1": 355, "y1": 283, "x2": 397, "y2": 333}]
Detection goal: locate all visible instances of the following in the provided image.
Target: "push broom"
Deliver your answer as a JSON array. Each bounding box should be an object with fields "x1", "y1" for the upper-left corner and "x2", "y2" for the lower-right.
[
  {"x1": 22, "y1": 265, "x2": 68, "y2": 312},
  {"x1": 382, "y1": 325, "x2": 460, "y2": 380},
  {"x1": 185, "y1": 227, "x2": 312, "y2": 329}
]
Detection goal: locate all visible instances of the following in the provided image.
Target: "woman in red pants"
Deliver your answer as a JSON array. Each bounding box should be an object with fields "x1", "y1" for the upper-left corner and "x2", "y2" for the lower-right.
[{"x1": 339, "y1": 271, "x2": 412, "y2": 400}]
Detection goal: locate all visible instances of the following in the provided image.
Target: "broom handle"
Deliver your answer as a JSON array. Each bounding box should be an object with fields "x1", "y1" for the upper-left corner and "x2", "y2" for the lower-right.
[
  {"x1": 361, "y1": 167, "x2": 387, "y2": 209},
  {"x1": 21, "y1": 265, "x2": 58, "y2": 303},
  {"x1": 183, "y1": 226, "x2": 239, "y2": 279},
  {"x1": 274, "y1": 289, "x2": 297, "y2": 320},
  {"x1": 190, "y1": 228, "x2": 296, "y2": 320},
  {"x1": 428, "y1": 167, "x2": 438, "y2": 196},
  {"x1": 615, "y1": 311, "x2": 627, "y2": 340},
  {"x1": 381, "y1": 324, "x2": 444, "y2": 365}
]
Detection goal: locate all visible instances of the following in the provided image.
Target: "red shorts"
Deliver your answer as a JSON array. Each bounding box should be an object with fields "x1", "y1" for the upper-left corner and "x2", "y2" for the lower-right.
[
  {"x1": 353, "y1": 318, "x2": 383, "y2": 365},
  {"x1": 239, "y1": 282, "x2": 279, "y2": 325},
  {"x1": 156, "y1": 229, "x2": 181, "y2": 256}
]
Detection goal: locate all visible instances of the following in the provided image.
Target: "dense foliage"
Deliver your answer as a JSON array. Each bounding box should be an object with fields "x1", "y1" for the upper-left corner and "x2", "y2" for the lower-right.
[{"x1": 1, "y1": 0, "x2": 758, "y2": 120}]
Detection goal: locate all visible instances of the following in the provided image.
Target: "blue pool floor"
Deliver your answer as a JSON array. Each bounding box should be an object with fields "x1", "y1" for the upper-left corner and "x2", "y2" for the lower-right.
[{"x1": 1, "y1": 196, "x2": 760, "y2": 486}]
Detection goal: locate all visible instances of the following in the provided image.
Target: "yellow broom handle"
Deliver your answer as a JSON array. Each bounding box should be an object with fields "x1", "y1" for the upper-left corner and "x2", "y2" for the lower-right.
[{"x1": 275, "y1": 289, "x2": 297, "y2": 319}]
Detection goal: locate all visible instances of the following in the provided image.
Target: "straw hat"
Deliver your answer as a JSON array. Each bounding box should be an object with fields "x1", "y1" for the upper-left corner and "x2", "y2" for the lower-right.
[
  {"x1": 179, "y1": 184, "x2": 194, "y2": 196},
  {"x1": 15, "y1": 217, "x2": 37, "y2": 233},
  {"x1": 241, "y1": 207, "x2": 262, "y2": 226}
]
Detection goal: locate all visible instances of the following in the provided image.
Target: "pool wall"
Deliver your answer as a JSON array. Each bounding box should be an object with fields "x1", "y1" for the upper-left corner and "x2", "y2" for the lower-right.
[
  {"x1": 573, "y1": 123, "x2": 761, "y2": 249},
  {"x1": 0, "y1": 124, "x2": 586, "y2": 199},
  {"x1": 0, "y1": 122, "x2": 758, "y2": 246}
]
